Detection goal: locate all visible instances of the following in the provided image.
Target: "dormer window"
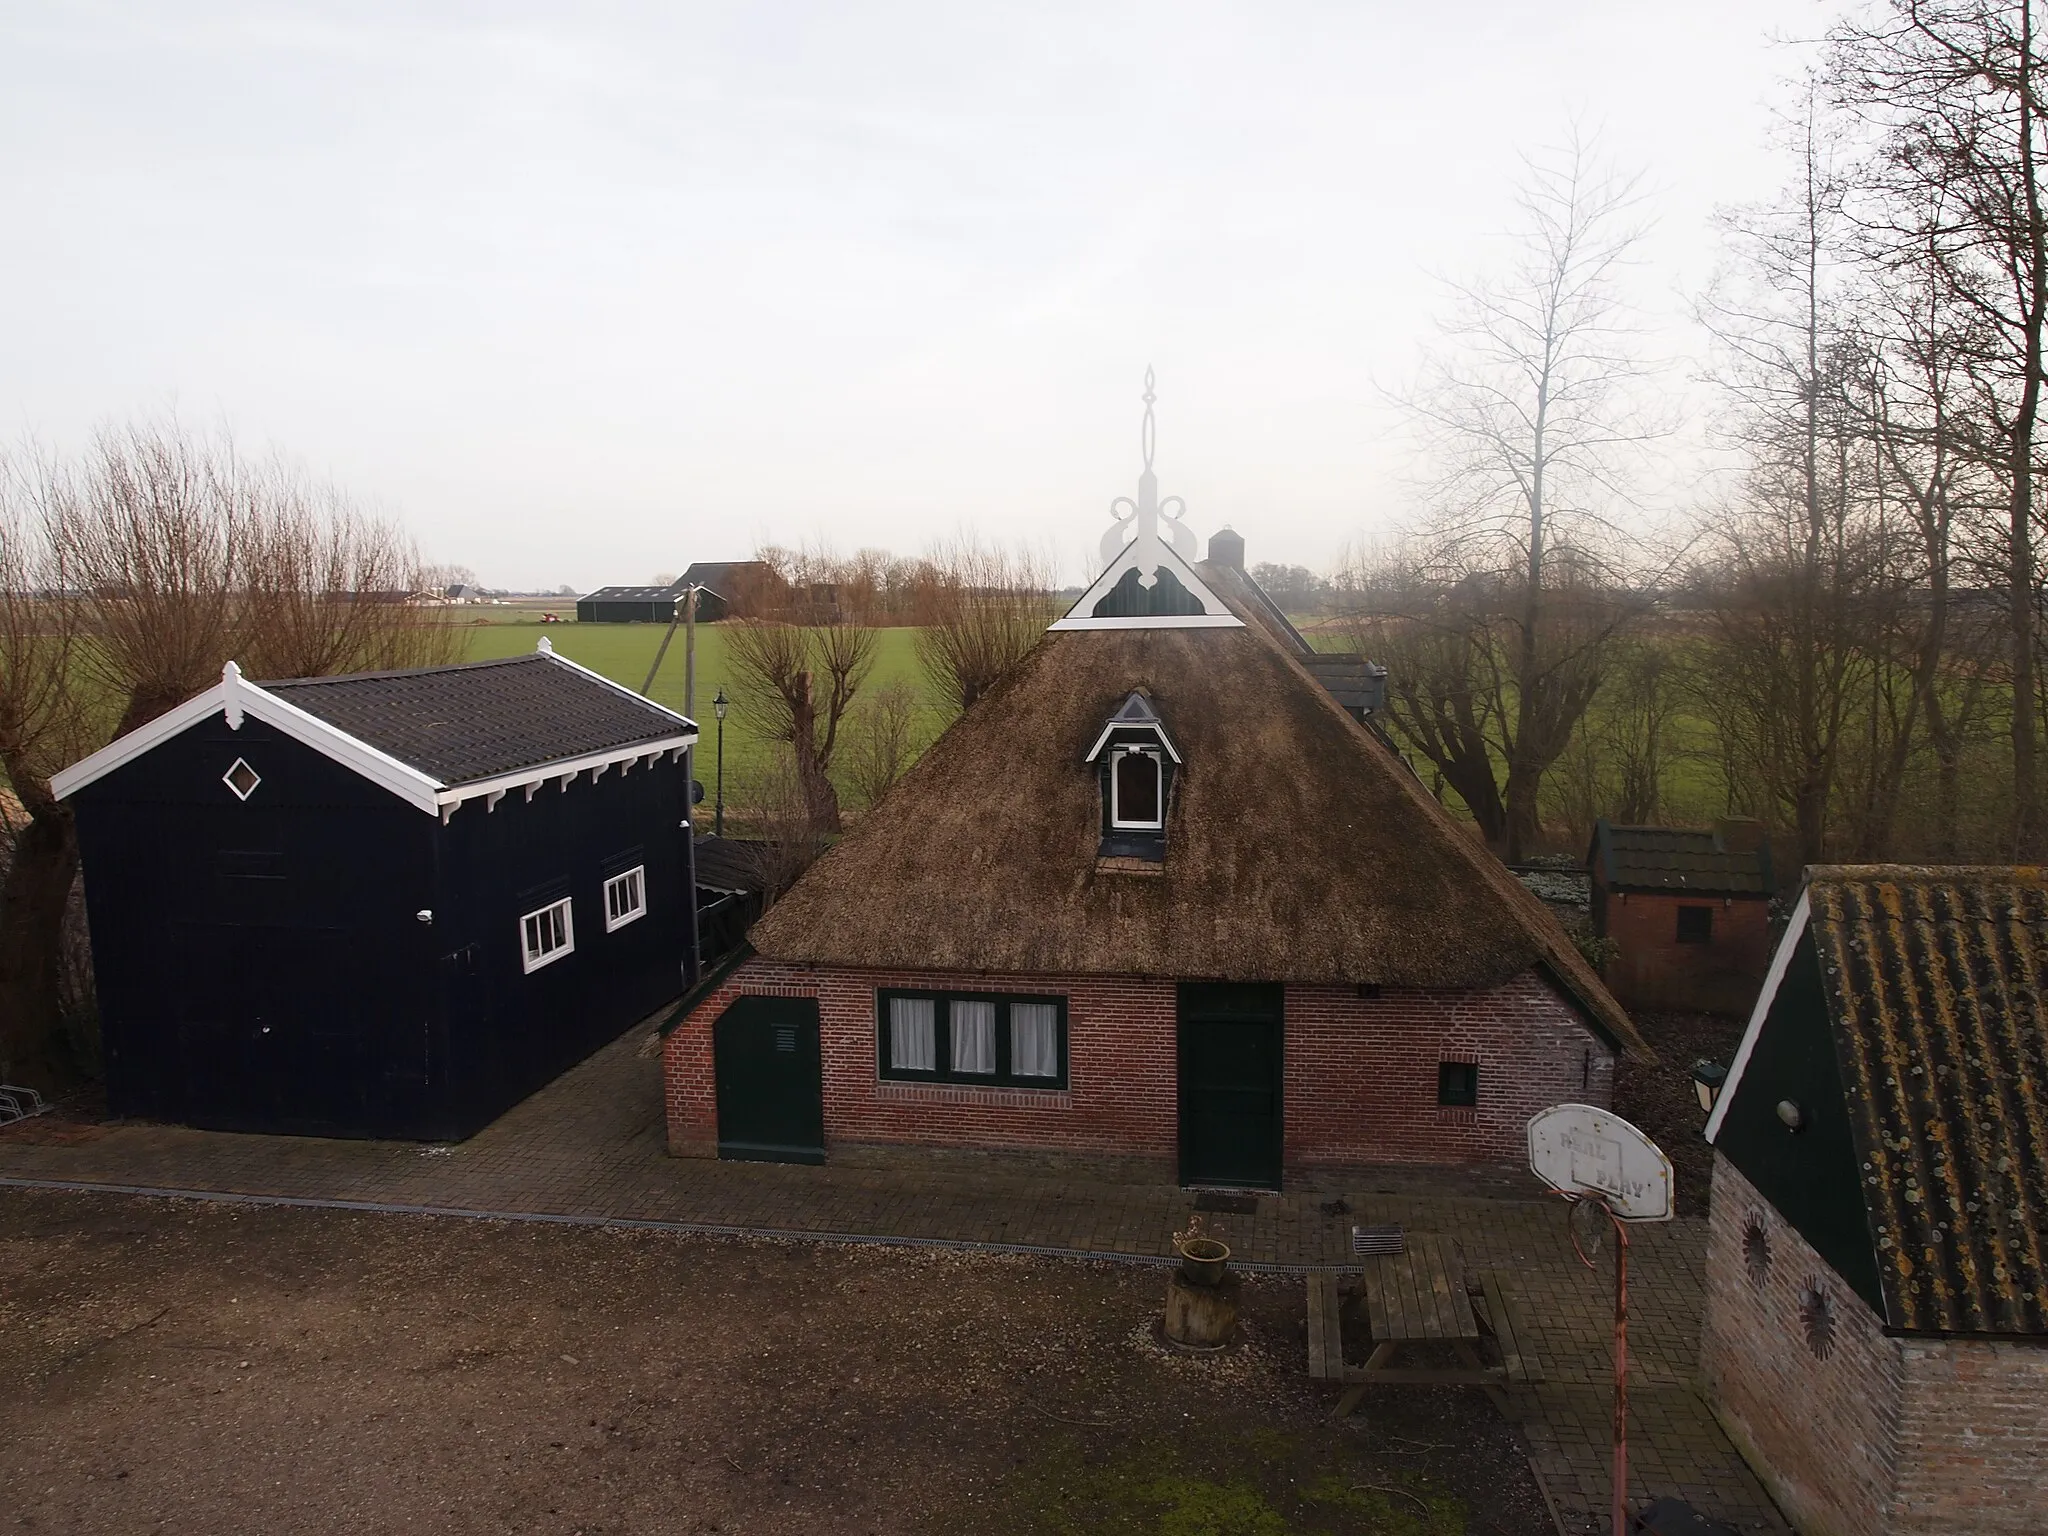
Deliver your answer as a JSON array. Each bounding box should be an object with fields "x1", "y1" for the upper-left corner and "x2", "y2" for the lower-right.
[
  {"x1": 1086, "y1": 691, "x2": 1180, "y2": 862},
  {"x1": 1110, "y1": 747, "x2": 1164, "y2": 829}
]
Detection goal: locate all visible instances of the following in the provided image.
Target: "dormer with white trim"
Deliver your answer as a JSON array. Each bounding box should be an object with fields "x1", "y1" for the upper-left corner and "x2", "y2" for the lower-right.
[{"x1": 1086, "y1": 690, "x2": 1181, "y2": 863}]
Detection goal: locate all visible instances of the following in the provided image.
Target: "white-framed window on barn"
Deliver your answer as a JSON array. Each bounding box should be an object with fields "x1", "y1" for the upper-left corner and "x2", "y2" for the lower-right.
[
  {"x1": 603, "y1": 866, "x2": 647, "y2": 931},
  {"x1": 1109, "y1": 746, "x2": 1164, "y2": 830},
  {"x1": 520, "y1": 897, "x2": 575, "y2": 973},
  {"x1": 878, "y1": 989, "x2": 1067, "y2": 1088}
]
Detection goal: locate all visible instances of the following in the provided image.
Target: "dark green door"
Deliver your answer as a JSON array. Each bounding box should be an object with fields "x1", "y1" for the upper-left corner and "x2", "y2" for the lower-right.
[
  {"x1": 714, "y1": 996, "x2": 825, "y2": 1164},
  {"x1": 1177, "y1": 983, "x2": 1284, "y2": 1189}
]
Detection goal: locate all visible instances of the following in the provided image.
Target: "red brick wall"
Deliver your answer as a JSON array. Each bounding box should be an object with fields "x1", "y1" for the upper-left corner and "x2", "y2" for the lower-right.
[
  {"x1": 1600, "y1": 889, "x2": 1772, "y2": 1016},
  {"x1": 1893, "y1": 1336, "x2": 2048, "y2": 1533},
  {"x1": 1703, "y1": 1155, "x2": 1901, "y2": 1536},
  {"x1": 663, "y1": 960, "x2": 1615, "y2": 1179},
  {"x1": 1703, "y1": 1155, "x2": 2048, "y2": 1535}
]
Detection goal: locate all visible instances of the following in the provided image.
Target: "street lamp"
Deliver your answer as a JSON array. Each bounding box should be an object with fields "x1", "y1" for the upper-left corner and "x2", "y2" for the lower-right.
[{"x1": 712, "y1": 688, "x2": 728, "y2": 837}]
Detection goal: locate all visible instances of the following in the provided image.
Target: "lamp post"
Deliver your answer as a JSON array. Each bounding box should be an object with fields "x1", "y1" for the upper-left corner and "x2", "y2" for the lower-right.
[{"x1": 713, "y1": 688, "x2": 728, "y2": 837}]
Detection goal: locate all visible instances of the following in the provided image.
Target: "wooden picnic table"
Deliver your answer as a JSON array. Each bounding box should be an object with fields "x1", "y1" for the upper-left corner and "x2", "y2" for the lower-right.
[{"x1": 1306, "y1": 1232, "x2": 1541, "y2": 1417}]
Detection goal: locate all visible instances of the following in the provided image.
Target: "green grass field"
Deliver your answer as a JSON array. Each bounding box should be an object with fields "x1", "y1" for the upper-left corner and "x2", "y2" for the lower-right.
[{"x1": 457, "y1": 618, "x2": 947, "y2": 806}]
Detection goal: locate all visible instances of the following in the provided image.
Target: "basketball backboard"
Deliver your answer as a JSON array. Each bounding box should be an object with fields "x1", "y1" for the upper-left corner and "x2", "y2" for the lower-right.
[{"x1": 1527, "y1": 1103, "x2": 1673, "y2": 1222}]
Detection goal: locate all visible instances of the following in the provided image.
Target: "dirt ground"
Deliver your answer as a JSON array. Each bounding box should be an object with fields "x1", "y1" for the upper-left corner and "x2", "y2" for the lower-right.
[{"x1": 1, "y1": 1189, "x2": 1555, "y2": 1536}]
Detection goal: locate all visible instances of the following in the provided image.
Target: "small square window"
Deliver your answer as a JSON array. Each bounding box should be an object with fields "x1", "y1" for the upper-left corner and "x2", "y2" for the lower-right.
[
  {"x1": 520, "y1": 897, "x2": 575, "y2": 973},
  {"x1": 223, "y1": 758, "x2": 261, "y2": 801},
  {"x1": 603, "y1": 866, "x2": 646, "y2": 931},
  {"x1": 1437, "y1": 1060, "x2": 1479, "y2": 1108},
  {"x1": 1676, "y1": 905, "x2": 1714, "y2": 944}
]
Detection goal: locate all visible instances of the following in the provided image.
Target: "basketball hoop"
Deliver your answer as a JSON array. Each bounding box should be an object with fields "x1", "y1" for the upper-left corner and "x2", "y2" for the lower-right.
[{"x1": 1528, "y1": 1104, "x2": 1674, "y2": 1536}]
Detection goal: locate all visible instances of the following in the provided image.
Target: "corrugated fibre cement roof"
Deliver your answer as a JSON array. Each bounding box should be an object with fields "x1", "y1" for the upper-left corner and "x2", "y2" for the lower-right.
[
  {"x1": 1812, "y1": 867, "x2": 2048, "y2": 1336},
  {"x1": 262, "y1": 652, "x2": 688, "y2": 786}
]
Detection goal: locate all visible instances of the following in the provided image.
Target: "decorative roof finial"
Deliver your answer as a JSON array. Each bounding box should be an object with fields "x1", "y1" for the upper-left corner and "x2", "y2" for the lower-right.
[
  {"x1": 1141, "y1": 364, "x2": 1157, "y2": 472},
  {"x1": 1100, "y1": 368, "x2": 1196, "y2": 576}
]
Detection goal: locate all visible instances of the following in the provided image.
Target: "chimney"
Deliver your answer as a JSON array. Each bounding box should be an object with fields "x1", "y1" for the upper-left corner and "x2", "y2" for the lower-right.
[
  {"x1": 1208, "y1": 526, "x2": 1245, "y2": 570},
  {"x1": 1715, "y1": 817, "x2": 1766, "y2": 854}
]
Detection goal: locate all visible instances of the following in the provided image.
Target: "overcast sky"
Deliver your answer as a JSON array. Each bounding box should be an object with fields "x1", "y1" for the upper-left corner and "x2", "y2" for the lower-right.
[{"x1": 0, "y1": 2, "x2": 1833, "y2": 590}]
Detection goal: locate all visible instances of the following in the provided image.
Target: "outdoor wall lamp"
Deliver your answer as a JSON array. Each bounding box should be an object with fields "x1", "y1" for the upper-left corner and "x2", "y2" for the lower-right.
[
  {"x1": 1690, "y1": 1060, "x2": 1728, "y2": 1115},
  {"x1": 1776, "y1": 1098, "x2": 1805, "y2": 1131},
  {"x1": 415, "y1": 910, "x2": 433, "y2": 924}
]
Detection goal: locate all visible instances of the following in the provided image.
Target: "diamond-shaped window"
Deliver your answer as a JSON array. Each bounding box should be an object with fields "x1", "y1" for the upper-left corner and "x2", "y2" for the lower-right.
[{"x1": 223, "y1": 758, "x2": 262, "y2": 801}]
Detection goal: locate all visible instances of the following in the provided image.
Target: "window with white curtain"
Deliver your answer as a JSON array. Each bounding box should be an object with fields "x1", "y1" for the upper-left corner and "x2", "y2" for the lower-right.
[
  {"x1": 950, "y1": 1000, "x2": 997, "y2": 1074},
  {"x1": 876, "y1": 989, "x2": 1067, "y2": 1087},
  {"x1": 1011, "y1": 1002, "x2": 1060, "y2": 1078},
  {"x1": 888, "y1": 995, "x2": 936, "y2": 1072}
]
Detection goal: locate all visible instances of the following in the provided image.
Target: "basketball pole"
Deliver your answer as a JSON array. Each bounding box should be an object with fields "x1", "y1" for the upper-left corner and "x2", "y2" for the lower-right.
[{"x1": 1569, "y1": 1194, "x2": 1631, "y2": 1536}]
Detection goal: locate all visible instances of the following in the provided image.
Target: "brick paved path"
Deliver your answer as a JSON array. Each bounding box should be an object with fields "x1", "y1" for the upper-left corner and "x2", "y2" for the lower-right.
[{"x1": 0, "y1": 1022, "x2": 1785, "y2": 1533}]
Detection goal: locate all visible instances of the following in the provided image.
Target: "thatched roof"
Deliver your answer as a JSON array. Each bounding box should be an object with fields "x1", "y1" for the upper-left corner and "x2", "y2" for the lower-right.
[{"x1": 752, "y1": 561, "x2": 1644, "y2": 1056}]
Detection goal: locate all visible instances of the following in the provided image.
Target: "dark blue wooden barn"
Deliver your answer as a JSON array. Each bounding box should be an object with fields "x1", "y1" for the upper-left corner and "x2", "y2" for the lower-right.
[{"x1": 51, "y1": 638, "x2": 700, "y2": 1140}]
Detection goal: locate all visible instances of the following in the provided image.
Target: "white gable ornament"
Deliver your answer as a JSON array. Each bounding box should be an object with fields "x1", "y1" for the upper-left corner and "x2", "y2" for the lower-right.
[{"x1": 1049, "y1": 369, "x2": 1242, "y2": 632}]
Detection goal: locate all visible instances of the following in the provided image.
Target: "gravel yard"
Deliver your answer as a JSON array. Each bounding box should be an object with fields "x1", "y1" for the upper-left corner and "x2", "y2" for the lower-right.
[{"x1": 1, "y1": 1188, "x2": 1556, "y2": 1536}]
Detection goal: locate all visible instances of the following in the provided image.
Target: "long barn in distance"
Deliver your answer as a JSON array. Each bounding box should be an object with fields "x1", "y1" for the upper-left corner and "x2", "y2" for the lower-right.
[{"x1": 52, "y1": 640, "x2": 700, "y2": 1140}]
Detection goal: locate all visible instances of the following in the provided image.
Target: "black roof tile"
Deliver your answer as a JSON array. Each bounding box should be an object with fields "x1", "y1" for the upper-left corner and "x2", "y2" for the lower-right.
[
  {"x1": 1591, "y1": 820, "x2": 1772, "y2": 896},
  {"x1": 262, "y1": 652, "x2": 691, "y2": 786}
]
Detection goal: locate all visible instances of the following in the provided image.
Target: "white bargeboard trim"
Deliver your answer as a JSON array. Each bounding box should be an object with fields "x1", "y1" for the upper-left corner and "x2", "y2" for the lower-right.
[
  {"x1": 1048, "y1": 542, "x2": 1243, "y2": 632},
  {"x1": 52, "y1": 650, "x2": 699, "y2": 819},
  {"x1": 1704, "y1": 887, "x2": 1812, "y2": 1145},
  {"x1": 52, "y1": 663, "x2": 447, "y2": 813}
]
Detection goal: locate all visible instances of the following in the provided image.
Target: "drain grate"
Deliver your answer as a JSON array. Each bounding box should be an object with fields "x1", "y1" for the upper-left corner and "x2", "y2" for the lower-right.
[
  {"x1": 1193, "y1": 1192, "x2": 1260, "y2": 1215},
  {"x1": 1351, "y1": 1224, "x2": 1404, "y2": 1255}
]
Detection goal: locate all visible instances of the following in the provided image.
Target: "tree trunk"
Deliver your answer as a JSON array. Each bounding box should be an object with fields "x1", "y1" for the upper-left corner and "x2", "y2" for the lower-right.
[
  {"x1": 2011, "y1": 5, "x2": 2046, "y2": 859},
  {"x1": 789, "y1": 671, "x2": 842, "y2": 834},
  {"x1": 0, "y1": 802, "x2": 80, "y2": 1089}
]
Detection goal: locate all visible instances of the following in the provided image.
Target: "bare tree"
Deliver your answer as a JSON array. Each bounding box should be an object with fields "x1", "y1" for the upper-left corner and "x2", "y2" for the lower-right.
[
  {"x1": 840, "y1": 679, "x2": 923, "y2": 811},
  {"x1": 724, "y1": 549, "x2": 878, "y2": 832},
  {"x1": 1829, "y1": 0, "x2": 2048, "y2": 854},
  {"x1": 911, "y1": 538, "x2": 1055, "y2": 714},
  {"x1": 1393, "y1": 128, "x2": 1668, "y2": 858}
]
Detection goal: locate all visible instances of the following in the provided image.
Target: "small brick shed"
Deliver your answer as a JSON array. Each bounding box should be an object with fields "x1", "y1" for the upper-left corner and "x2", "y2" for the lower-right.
[
  {"x1": 1588, "y1": 818, "x2": 1774, "y2": 1016},
  {"x1": 1701, "y1": 867, "x2": 2048, "y2": 1536},
  {"x1": 662, "y1": 412, "x2": 1646, "y2": 1187}
]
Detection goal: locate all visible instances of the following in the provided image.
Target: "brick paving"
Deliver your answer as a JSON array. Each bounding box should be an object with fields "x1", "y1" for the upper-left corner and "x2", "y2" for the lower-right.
[{"x1": 1, "y1": 1021, "x2": 1786, "y2": 1533}]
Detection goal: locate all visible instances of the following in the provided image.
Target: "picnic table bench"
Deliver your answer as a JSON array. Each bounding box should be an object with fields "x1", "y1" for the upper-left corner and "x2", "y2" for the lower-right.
[{"x1": 1306, "y1": 1233, "x2": 1541, "y2": 1417}]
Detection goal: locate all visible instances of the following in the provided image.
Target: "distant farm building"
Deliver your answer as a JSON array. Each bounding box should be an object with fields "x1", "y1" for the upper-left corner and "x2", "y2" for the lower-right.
[
  {"x1": 577, "y1": 581, "x2": 688, "y2": 623},
  {"x1": 52, "y1": 641, "x2": 701, "y2": 1140},
  {"x1": 577, "y1": 563, "x2": 781, "y2": 623},
  {"x1": 1702, "y1": 867, "x2": 2048, "y2": 1536},
  {"x1": 1588, "y1": 818, "x2": 1774, "y2": 1016}
]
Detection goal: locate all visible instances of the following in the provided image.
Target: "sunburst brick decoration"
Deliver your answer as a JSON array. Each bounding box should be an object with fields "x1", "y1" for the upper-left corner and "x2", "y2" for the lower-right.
[{"x1": 1799, "y1": 1281, "x2": 1837, "y2": 1360}]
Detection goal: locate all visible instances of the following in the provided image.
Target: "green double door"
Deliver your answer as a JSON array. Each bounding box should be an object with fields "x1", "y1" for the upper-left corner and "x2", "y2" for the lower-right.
[
  {"x1": 1177, "y1": 983, "x2": 1284, "y2": 1189},
  {"x1": 713, "y1": 996, "x2": 825, "y2": 1164}
]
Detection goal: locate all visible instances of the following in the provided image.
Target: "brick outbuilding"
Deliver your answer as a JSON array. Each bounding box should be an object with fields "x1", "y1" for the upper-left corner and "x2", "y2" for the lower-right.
[
  {"x1": 1701, "y1": 867, "x2": 2048, "y2": 1536},
  {"x1": 1588, "y1": 819, "x2": 1774, "y2": 1016},
  {"x1": 663, "y1": 392, "x2": 1645, "y2": 1187}
]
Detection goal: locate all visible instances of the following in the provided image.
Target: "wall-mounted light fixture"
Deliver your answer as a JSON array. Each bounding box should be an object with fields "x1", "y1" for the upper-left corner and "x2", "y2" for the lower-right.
[
  {"x1": 1690, "y1": 1060, "x2": 1728, "y2": 1115},
  {"x1": 1776, "y1": 1099, "x2": 1805, "y2": 1132}
]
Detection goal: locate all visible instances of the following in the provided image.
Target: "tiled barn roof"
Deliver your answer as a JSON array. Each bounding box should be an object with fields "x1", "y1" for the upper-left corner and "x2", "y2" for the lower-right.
[
  {"x1": 263, "y1": 651, "x2": 690, "y2": 787},
  {"x1": 1812, "y1": 867, "x2": 2048, "y2": 1336}
]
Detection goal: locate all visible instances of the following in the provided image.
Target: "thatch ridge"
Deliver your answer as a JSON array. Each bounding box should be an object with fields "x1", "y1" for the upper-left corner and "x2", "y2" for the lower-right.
[{"x1": 749, "y1": 563, "x2": 1643, "y2": 1057}]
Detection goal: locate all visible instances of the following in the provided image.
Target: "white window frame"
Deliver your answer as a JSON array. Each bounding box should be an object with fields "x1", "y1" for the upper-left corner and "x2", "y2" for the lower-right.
[
  {"x1": 1109, "y1": 746, "x2": 1165, "y2": 830},
  {"x1": 603, "y1": 865, "x2": 647, "y2": 932},
  {"x1": 520, "y1": 897, "x2": 575, "y2": 973}
]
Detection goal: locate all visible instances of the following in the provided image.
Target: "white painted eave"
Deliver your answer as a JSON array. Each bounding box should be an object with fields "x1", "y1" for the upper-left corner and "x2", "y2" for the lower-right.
[{"x1": 1704, "y1": 888, "x2": 1813, "y2": 1144}]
